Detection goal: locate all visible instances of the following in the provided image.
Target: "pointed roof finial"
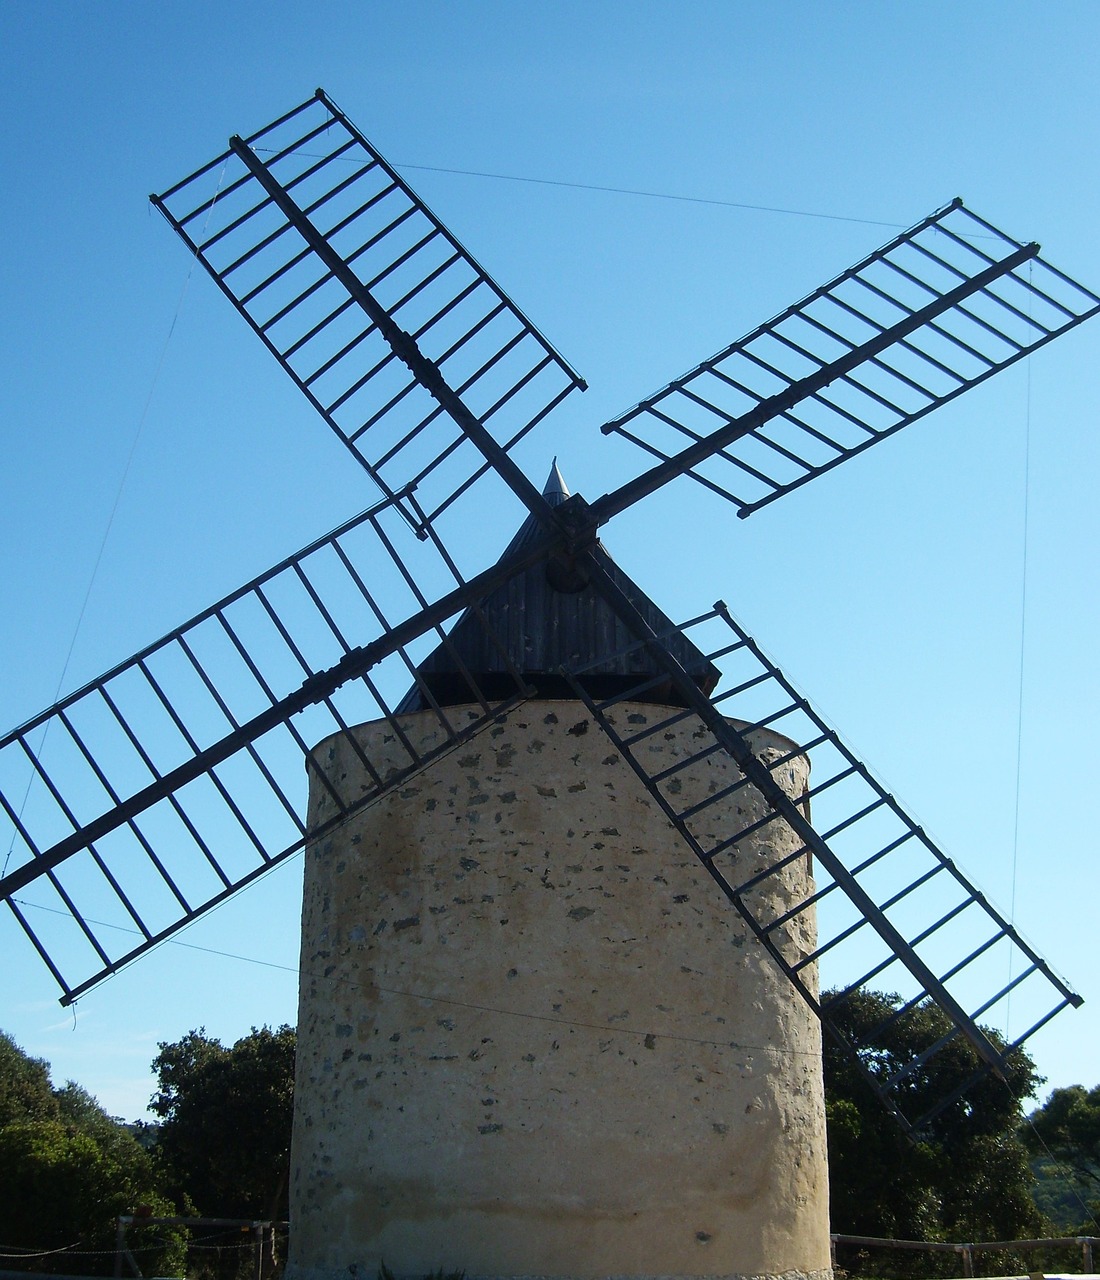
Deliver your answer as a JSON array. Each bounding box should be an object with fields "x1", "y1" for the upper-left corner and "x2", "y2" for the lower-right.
[{"x1": 543, "y1": 458, "x2": 570, "y2": 503}]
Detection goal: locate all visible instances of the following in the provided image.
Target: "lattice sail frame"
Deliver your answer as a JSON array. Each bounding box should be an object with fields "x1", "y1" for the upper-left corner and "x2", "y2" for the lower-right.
[
  {"x1": 1, "y1": 91, "x2": 1095, "y2": 1127},
  {"x1": 601, "y1": 200, "x2": 1100, "y2": 518},
  {"x1": 0, "y1": 496, "x2": 543, "y2": 1004},
  {"x1": 151, "y1": 89, "x2": 585, "y2": 531},
  {"x1": 559, "y1": 603, "x2": 1081, "y2": 1133}
]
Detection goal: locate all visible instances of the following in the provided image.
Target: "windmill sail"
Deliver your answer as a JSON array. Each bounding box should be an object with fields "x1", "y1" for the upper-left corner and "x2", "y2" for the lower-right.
[
  {"x1": 599, "y1": 200, "x2": 1100, "y2": 520},
  {"x1": 152, "y1": 89, "x2": 586, "y2": 531},
  {"x1": 2, "y1": 92, "x2": 1093, "y2": 1130},
  {"x1": 0, "y1": 494, "x2": 545, "y2": 1005},
  {"x1": 559, "y1": 599, "x2": 1080, "y2": 1133}
]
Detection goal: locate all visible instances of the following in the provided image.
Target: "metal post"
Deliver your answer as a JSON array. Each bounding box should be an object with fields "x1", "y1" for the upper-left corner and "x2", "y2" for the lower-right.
[{"x1": 1082, "y1": 1236, "x2": 1093, "y2": 1273}]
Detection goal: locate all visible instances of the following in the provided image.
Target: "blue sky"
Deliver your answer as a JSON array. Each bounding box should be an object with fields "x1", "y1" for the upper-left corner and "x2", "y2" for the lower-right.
[{"x1": 1, "y1": 2, "x2": 1097, "y2": 1121}]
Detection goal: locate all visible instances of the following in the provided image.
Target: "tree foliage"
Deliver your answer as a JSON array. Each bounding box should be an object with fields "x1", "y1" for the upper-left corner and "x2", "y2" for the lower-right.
[
  {"x1": 1026, "y1": 1083, "x2": 1100, "y2": 1188},
  {"x1": 151, "y1": 1025, "x2": 295, "y2": 1221},
  {"x1": 824, "y1": 991, "x2": 1044, "y2": 1277},
  {"x1": 0, "y1": 1031, "x2": 185, "y2": 1276},
  {"x1": 1024, "y1": 1083, "x2": 1100, "y2": 1229},
  {"x1": 0, "y1": 1030, "x2": 58, "y2": 1128}
]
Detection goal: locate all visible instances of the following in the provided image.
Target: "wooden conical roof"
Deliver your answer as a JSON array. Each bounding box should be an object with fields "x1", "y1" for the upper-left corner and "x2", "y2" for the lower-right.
[{"x1": 396, "y1": 464, "x2": 717, "y2": 711}]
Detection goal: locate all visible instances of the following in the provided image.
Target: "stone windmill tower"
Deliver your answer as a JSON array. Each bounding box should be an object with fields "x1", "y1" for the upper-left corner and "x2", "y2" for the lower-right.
[
  {"x1": 290, "y1": 465, "x2": 828, "y2": 1280},
  {"x1": 0, "y1": 90, "x2": 1092, "y2": 1280}
]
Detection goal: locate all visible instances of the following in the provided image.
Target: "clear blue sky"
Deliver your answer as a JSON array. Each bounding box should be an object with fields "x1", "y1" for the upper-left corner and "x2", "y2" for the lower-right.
[{"x1": 1, "y1": 1, "x2": 1097, "y2": 1121}]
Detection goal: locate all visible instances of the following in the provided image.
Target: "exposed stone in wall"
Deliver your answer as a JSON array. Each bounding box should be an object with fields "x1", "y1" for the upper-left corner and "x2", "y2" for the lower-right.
[{"x1": 288, "y1": 701, "x2": 830, "y2": 1280}]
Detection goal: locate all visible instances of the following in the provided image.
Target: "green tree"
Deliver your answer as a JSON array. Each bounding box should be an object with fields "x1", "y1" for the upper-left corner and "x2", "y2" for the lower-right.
[
  {"x1": 1026, "y1": 1084, "x2": 1100, "y2": 1189},
  {"x1": 0, "y1": 1030, "x2": 59, "y2": 1127},
  {"x1": 824, "y1": 991, "x2": 1044, "y2": 1278},
  {"x1": 151, "y1": 1025, "x2": 295, "y2": 1221},
  {"x1": 0, "y1": 1033, "x2": 185, "y2": 1277},
  {"x1": 1024, "y1": 1084, "x2": 1100, "y2": 1230}
]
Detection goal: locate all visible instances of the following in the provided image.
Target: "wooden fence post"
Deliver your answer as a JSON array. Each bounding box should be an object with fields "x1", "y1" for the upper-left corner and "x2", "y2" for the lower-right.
[
  {"x1": 252, "y1": 1222, "x2": 263, "y2": 1280},
  {"x1": 114, "y1": 1216, "x2": 127, "y2": 1280}
]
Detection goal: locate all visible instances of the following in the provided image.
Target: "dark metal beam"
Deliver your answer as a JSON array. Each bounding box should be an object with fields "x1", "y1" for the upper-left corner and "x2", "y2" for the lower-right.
[
  {"x1": 589, "y1": 240, "x2": 1039, "y2": 528},
  {"x1": 227, "y1": 134, "x2": 557, "y2": 533},
  {"x1": 576, "y1": 554, "x2": 1009, "y2": 1077},
  {"x1": 0, "y1": 526, "x2": 565, "y2": 901}
]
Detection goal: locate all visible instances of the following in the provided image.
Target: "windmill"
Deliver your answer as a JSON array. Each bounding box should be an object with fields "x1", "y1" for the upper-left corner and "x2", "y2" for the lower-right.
[{"x1": 1, "y1": 89, "x2": 1095, "y2": 1272}]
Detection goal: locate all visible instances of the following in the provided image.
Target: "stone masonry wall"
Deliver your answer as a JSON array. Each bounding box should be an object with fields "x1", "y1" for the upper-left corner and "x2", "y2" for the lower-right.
[{"x1": 287, "y1": 700, "x2": 830, "y2": 1280}]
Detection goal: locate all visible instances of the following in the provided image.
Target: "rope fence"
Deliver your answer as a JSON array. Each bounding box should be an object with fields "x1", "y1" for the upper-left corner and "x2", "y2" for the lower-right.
[
  {"x1": 832, "y1": 1233, "x2": 1100, "y2": 1277},
  {"x1": 114, "y1": 1216, "x2": 288, "y2": 1280}
]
